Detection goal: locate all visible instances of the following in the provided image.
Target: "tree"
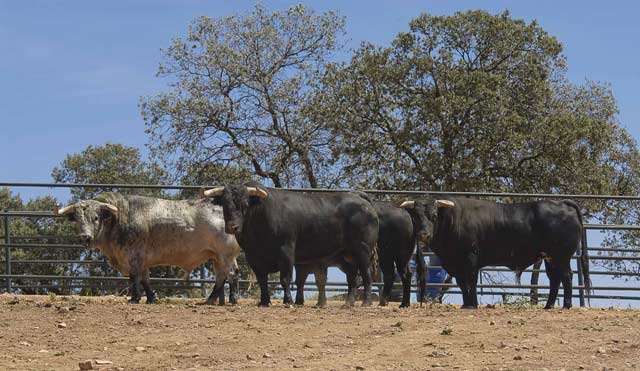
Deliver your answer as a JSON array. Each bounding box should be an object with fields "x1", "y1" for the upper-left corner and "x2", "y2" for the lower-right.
[
  {"x1": 317, "y1": 10, "x2": 639, "y2": 200},
  {"x1": 141, "y1": 4, "x2": 346, "y2": 188},
  {"x1": 177, "y1": 162, "x2": 252, "y2": 199},
  {"x1": 0, "y1": 189, "x2": 79, "y2": 295},
  {"x1": 51, "y1": 143, "x2": 167, "y2": 200}
]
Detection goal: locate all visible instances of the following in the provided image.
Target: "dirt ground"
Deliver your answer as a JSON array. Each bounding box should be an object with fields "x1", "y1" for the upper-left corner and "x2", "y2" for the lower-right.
[{"x1": 0, "y1": 294, "x2": 639, "y2": 371}]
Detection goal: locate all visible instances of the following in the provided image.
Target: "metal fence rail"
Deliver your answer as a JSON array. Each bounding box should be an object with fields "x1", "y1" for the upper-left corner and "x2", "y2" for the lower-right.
[{"x1": 1, "y1": 182, "x2": 640, "y2": 306}]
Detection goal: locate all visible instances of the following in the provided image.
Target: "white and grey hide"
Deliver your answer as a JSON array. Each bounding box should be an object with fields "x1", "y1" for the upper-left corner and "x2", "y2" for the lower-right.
[{"x1": 55, "y1": 192, "x2": 240, "y2": 304}]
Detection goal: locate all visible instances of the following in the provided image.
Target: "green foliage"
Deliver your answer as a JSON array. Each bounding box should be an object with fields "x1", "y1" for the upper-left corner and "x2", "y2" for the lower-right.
[
  {"x1": 51, "y1": 143, "x2": 168, "y2": 200},
  {"x1": 318, "y1": 10, "x2": 638, "y2": 201},
  {"x1": 0, "y1": 189, "x2": 79, "y2": 294},
  {"x1": 141, "y1": 4, "x2": 346, "y2": 188},
  {"x1": 177, "y1": 162, "x2": 252, "y2": 199}
]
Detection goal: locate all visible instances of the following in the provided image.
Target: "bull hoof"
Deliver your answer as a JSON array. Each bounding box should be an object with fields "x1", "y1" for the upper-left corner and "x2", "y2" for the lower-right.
[
  {"x1": 341, "y1": 302, "x2": 355, "y2": 309},
  {"x1": 379, "y1": 300, "x2": 388, "y2": 307},
  {"x1": 399, "y1": 302, "x2": 410, "y2": 308},
  {"x1": 257, "y1": 302, "x2": 271, "y2": 307},
  {"x1": 460, "y1": 305, "x2": 477, "y2": 310},
  {"x1": 361, "y1": 301, "x2": 373, "y2": 307},
  {"x1": 563, "y1": 304, "x2": 572, "y2": 310},
  {"x1": 543, "y1": 305, "x2": 553, "y2": 310},
  {"x1": 294, "y1": 299, "x2": 304, "y2": 306},
  {"x1": 315, "y1": 302, "x2": 326, "y2": 308},
  {"x1": 145, "y1": 298, "x2": 156, "y2": 304},
  {"x1": 128, "y1": 299, "x2": 140, "y2": 304}
]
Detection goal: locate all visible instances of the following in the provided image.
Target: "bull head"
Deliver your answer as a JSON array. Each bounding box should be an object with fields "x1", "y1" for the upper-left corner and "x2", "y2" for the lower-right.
[
  {"x1": 202, "y1": 186, "x2": 268, "y2": 199},
  {"x1": 54, "y1": 201, "x2": 119, "y2": 246},
  {"x1": 54, "y1": 202, "x2": 118, "y2": 216}
]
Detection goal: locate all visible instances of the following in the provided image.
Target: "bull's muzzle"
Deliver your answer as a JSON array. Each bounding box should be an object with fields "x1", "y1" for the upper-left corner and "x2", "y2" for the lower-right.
[{"x1": 417, "y1": 231, "x2": 431, "y2": 244}]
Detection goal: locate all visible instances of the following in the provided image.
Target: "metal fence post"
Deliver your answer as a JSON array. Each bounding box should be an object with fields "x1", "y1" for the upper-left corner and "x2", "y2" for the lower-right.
[
  {"x1": 200, "y1": 265, "x2": 206, "y2": 297},
  {"x1": 576, "y1": 228, "x2": 587, "y2": 307},
  {"x1": 4, "y1": 213, "x2": 11, "y2": 293}
]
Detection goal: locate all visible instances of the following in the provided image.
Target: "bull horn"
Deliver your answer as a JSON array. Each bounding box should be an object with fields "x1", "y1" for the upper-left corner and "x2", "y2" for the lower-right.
[
  {"x1": 436, "y1": 200, "x2": 455, "y2": 208},
  {"x1": 98, "y1": 202, "x2": 118, "y2": 214},
  {"x1": 399, "y1": 200, "x2": 415, "y2": 209},
  {"x1": 203, "y1": 187, "x2": 225, "y2": 197},
  {"x1": 247, "y1": 187, "x2": 268, "y2": 198},
  {"x1": 54, "y1": 204, "x2": 77, "y2": 216}
]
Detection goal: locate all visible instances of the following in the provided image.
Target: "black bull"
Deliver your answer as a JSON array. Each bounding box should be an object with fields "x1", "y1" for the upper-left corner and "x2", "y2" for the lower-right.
[
  {"x1": 204, "y1": 183, "x2": 379, "y2": 307},
  {"x1": 294, "y1": 201, "x2": 426, "y2": 308},
  {"x1": 401, "y1": 197, "x2": 591, "y2": 309}
]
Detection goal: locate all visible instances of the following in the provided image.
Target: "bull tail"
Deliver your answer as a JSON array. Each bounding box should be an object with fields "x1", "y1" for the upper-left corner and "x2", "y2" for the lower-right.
[
  {"x1": 562, "y1": 199, "x2": 591, "y2": 305},
  {"x1": 415, "y1": 244, "x2": 426, "y2": 306},
  {"x1": 353, "y1": 190, "x2": 380, "y2": 282},
  {"x1": 370, "y1": 243, "x2": 380, "y2": 282}
]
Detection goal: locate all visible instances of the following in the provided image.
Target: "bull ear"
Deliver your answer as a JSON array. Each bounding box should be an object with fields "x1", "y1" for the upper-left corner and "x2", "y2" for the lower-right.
[{"x1": 435, "y1": 200, "x2": 455, "y2": 208}]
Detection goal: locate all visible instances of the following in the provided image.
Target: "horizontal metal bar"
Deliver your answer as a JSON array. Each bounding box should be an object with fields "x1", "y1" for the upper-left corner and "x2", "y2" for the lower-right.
[
  {"x1": 588, "y1": 247, "x2": 640, "y2": 253},
  {"x1": 0, "y1": 275, "x2": 240, "y2": 285},
  {"x1": 0, "y1": 235, "x2": 74, "y2": 240},
  {"x1": 0, "y1": 211, "x2": 57, "y2": 217},
  {"x1": 584, "y1": 224, "x2": 640, "y2": 231},
  {"x1": 0, "y1": 260, "x2": 104, "y2": 264},
  {"x1": 3, "y1": 181, "x2": 640, "y2": 200},
  {"x1": 0, "y1": 243, "x2": 84, "y2": 249},
  {"x1": 588, "y1": 255, "x2": 640, "y2": 261}
]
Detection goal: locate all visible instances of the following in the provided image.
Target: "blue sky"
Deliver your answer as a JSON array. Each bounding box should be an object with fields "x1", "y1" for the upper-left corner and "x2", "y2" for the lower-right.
[{"x1": 1, "y1": 0, "x2": 640, "y2": 202}]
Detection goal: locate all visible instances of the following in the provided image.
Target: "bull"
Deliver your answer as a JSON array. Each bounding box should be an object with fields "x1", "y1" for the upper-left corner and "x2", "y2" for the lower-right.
[
  {"x1": 203, "y1": 182, "x2": 379, "y2": 307},
  {"x1": 55, "y1": 192, "x2": 241, "y2": 304},
  {"x1": 398, "y1": 197, "x2": 590, "y2": 309},
  {"x1": 294, "y1": 201, "x2": 426, "y2": 308}
]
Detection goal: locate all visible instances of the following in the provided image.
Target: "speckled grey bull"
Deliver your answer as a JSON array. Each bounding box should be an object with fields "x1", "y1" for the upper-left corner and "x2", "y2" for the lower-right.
[{"x1": 55, "y1": 192, "x2": 241, "y2": 304}]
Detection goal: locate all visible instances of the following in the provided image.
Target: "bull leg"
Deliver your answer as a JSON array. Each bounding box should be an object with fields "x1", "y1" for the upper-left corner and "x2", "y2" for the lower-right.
[
  {"x1": 228, "y1": 263, "x2": 239, "y2": 305},
  {"x1": 457, "y1": 273, "x2": 478, "y2": 309},
  {"x1": 141, "y1": 270, "x2": 156, "y2": 304},
  {"x1": 343, "y1": 263, "x2": 358, "y2": 307},
  {"x1": 378, "y1": 250, "x2": 394, "y2": 306},
  {"x1": 456, "y1": 277, "x2": 472, "y2": 308},
  {"x1": 200, "y1": 260, "x2": 228, "y2": 305},
  {"x1": 399, "y1": 263, "x2": 412, "y2": 308},
  {"x1": 314, "y1": 267, "x2": 328, "y2": 308},
  {"x1": 561, "y1": 265, "x2": 573, "y2": 309},
  {"x1": 470, "y1": 271, "x2": 479, "y2": 308},
  {"x1": 354, "y1": 247, "x2": 373, "y2": 306},
  {"x1": 544, "y1": 260, "x2": 561, "y2": 309},
  {"x1": 458, "y1": 255, "x2": 480, "y2": 309},
  {"x1": 256, "y1": 271, "x2": 271, "y2": 307},
  {"x1": 217, "y1": 284, "x2": 226, "y2": 306},
  {"x1": 437, "y1": 275, "x2": 452, "y2": 304},
  {"x1": 279, "y1": 267, "x2": 294, "y2": 306},
  {"x1": 128, "y1": 272, "x2": 142, "y2": 304},
  {"x1": 294, "y1": 265, "x2": 309, "y2": 306}
]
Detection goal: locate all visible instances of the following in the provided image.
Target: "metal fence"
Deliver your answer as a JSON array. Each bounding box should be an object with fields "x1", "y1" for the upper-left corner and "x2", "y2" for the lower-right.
[{"x1": 1, "y1": 182, "x2": 639, "y2": 306}]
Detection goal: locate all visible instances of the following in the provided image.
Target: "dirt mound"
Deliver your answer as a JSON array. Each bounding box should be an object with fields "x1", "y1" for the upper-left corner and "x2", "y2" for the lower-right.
[{"x1": 0, "y1": 294, "x2": 638, "y2": 370}]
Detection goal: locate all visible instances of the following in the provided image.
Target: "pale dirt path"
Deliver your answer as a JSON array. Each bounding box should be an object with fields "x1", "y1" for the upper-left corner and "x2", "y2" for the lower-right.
[{"x1": 0, "y1": 294, "x2": 639, "y2": 370}]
